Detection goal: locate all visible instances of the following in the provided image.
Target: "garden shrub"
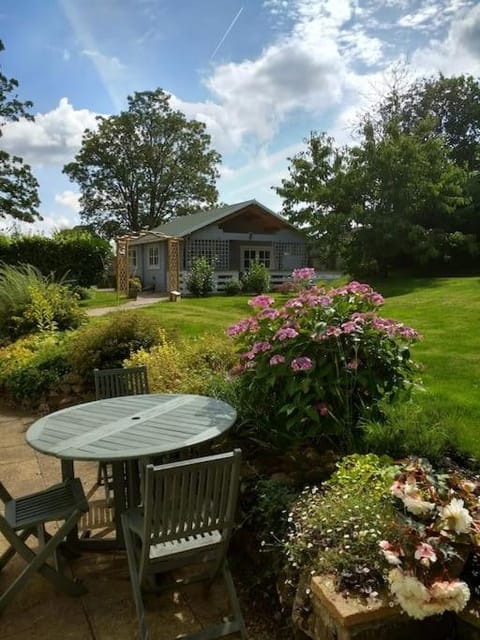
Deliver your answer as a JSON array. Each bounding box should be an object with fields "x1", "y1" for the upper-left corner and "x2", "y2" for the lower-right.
[
  {"x1": 126, "y1": 333, "x2": 236, "y2": 395},
  {"x1": 224, "y1": 278, "x2": 243, "y2": 296},
  {"x1": 186, "y1": 257, "x2": 214, "y2": 297},
  {"x1": 361, "y1": 400, "x2": 460, "y2": 462},
  {"x1": 0, "y1": 263, "x2": 85, "y2": 340},
  {"x1": 241, "y1": 261, "x2": 270, "y2": 294},
  {"x1": 0, "y1": 333, "x2": 71, "y2": 403},
  {"x1": 226, "y1": 280, "x2": 421, "y2": 451},
  {"x1": 67, "y1": 311, "x2": 162, "y2": 378},
  {"x1": 0, "y1": 231, "x2": 112, "y2": 286}
]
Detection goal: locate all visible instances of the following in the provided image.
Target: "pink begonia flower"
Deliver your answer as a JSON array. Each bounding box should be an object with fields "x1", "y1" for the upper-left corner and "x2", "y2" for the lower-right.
[
  {"x1": 414, "y1": 543, "x2": 437, "y2": 566},
  {"x1": 379, "y1": 541, "x2": 402, "y2": 566},
  {"x1": 315, "y1": 402, "x2": 328, "y2": 416},
  {"x1": 291, "y1": 357, "x2": 313, "y2": 371},
  {"x1": 248, "y1": 295, "x2": 275, "y2": 309},
  {"x1": 269, "y1": 354, "x2": 285, "y2": 366},
  {"x1": 274, "y1": 327, "x2": 299, "y2": 340},
  {"x1": 390, "y1": 480, "x2": 405, "y2": 499}
]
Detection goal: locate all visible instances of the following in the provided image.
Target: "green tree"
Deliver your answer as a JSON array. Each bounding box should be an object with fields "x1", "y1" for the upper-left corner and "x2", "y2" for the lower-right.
[
  {"x1": 276, "y1": 133, "x2": 355, "y2": 267},
  {"x1": 348, "y1": 117, "x2": 469, "y2": 276},
  {"x1": 0, "y1": 40, "x2": 40, "y2": 222},
  {"x1": 276, "y1": 119, "x2": 469, "y2": 276},
  {"x1": 63, "y1": 89, "x2": 221, "y2": 237}
]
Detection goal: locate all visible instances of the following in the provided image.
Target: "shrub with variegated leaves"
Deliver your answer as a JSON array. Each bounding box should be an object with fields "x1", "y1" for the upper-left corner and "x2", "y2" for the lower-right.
[{"x1": 226, "y1": 280, "x2": 421, "y2": 450}]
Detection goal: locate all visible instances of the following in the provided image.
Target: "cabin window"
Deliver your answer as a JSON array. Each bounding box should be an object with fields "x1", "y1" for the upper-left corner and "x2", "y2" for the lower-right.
[
  {"x1": 241, "y1": 246, "x2": 272, "y2": 270},
  {"x1": 148, "y1": 246, "x2": 159, "y2": 267}
]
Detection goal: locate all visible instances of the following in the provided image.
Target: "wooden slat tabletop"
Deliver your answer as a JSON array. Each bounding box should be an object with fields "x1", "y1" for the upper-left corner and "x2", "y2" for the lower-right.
[{"x1": 26, "y1": 394, "x2": 237, "y2": 461}]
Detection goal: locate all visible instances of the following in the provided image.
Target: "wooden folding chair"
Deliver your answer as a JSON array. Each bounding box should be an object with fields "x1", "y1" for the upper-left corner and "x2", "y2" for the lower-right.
[
  {"x1": 121, "y1": 449, "x2": 247, "y2": 640},
  {"x1": 0, "y1": 478, "x2": 89, "y2": 612},
  {"x1": 93, "y1": 365, "x2": 150, "y2": 497}
]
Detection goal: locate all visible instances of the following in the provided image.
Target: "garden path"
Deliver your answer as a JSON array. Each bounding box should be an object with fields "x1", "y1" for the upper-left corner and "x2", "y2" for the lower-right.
[{"x1": 86, "y1": 291, "x2": 168, "y2": 317}]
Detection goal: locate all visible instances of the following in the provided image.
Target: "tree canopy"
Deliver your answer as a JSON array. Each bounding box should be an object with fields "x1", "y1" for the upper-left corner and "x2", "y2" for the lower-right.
[
  {"x1": 0, "y1": 40, "x2": 40, "y2": 222},
  {"x1": 276, "y1": 73, "x2": 480, "y2": 276},
  {"x1": 63, "y1": 89, "x2": 221, "y2": 237}
]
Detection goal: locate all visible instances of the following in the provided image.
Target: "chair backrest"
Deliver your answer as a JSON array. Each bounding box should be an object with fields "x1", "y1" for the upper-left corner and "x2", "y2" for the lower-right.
[
  {"x1": 94, "y1": 365, "x2": 149, "y2": 400},
  {"x1": 143, "y1": 449, "x2": 242, "y2": 545}
]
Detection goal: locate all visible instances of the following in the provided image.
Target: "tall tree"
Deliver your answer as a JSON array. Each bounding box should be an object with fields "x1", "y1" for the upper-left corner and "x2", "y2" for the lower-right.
[
  {"x1": 276, "y1": 118, "x2": 469, "y2": 276},
  {"x1": 63, "y1": 89, "x2": 221, "y2": 236},
  {"x1": 0, "y1": 40, "x2": 40, "y2": 222}
]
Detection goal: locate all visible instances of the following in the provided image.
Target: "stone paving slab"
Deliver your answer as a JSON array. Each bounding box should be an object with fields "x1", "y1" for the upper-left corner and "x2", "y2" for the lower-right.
[{"x1": 0, "y1": 407, "x2": 243, "y2": 639}]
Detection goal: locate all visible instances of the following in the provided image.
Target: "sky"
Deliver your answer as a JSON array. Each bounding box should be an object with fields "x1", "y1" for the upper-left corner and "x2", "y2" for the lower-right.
[{"x1": 1, "y1": 0, "x2": 480, "y2": 235}]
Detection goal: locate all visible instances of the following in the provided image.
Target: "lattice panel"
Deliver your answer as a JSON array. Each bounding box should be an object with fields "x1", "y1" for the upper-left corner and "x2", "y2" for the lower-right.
[
  {"x1": 167, "y1": 239, "x2": 180, "y2": 291},
  {"x1": 116, "y1": 237, "x2": 129, "y2": 294},
  {"x1": 274, "y1": 242, "x2": 307, "y2": 270},
  {"x1": 185, "y1": 239, "x2": 229, "y2": 270}
]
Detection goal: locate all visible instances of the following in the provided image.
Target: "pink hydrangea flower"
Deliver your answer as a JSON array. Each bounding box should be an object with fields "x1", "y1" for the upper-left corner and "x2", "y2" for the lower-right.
[
  {"x1": 274, "y1": 327, "x2": 299, "y2": 340},
  {"x1": 257, "y1": 308, "x2": 280, "y2": 320},
  {"x1": 291, "y1": 357, "x2": 313, "y2": 371},
  {"x1": 292, "y1": 267, "x2": 315, "y2": 281},
  {"x1": 315, "y1": 402, "x2": 328, "y2": 416},
  {"x1": 248, "y1": 295, "x2": 275, "y2": 309},
  {"x1": 347, "y1": 359, "x2": 359, "y2": 370},
  {"x1": 251, "y1": 341, "x2": 271, "y2": 354},
  {"x1": 269, "y1": 354, "x2": 285, "y2": 366}
]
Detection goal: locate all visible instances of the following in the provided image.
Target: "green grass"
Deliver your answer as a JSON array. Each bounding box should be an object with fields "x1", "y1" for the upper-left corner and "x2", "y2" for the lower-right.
[
  {"x1": 135, "y1": 280, "x2": 480, "y2": 457},
  {"x1": 371, "y1": 277, "x2": 480, "y2": 457},
  {"x1": 79, "y1": 289, "x2": 128, "y2": 309}
]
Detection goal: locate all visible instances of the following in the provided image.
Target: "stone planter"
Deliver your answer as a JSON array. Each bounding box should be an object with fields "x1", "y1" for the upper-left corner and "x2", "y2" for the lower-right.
[
  {"x1": 293, "y1": 575, "x2": 453, "y2": 640},
  {"x1": 128, "y1": 287, "x2": 138, "y2": 299}
]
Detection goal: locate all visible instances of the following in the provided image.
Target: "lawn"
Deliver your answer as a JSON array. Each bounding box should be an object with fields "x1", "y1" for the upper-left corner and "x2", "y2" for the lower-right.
[
  {"x1": 80, "y1": 288, "x2": 128, "y2": 308},
  {"x1": 139, "y1": 278, "x2": 480, "y2": 457}
]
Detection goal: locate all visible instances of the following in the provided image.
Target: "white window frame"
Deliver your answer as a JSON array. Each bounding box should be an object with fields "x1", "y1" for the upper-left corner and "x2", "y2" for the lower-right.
[
  {"x1": 148, "y1": 245, "x2": 159, "y2": 269},
  {"x1": 240, "y1": 245, "x2": 273, "y2": 270}
]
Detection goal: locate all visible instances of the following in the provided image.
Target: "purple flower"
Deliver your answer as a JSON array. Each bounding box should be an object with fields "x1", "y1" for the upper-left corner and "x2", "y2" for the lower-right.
[
  {"x1": 341, "y1": 321, "x2": 358, "y2": 334},
  {"x1": 291, "y1": 357, "x2": 313, "y2": 371},
  {"x1": 248, "y1": 295, "x2": 275, "y2": 309},
  {"x1": 258, "y1": 308, "x2": 280, "y2": 320},
  {"x1": 251, "y1": 341, "x2": 272, "y2": 354},
  {"x1": 274, "y1": 327, "x2": 299, "y2": 341},
  {"x1": 292, "y1": 267, "x2": 315, "y2": 281},
  {"x1": 269, "y1": 354, "x2": 286, "y2": 366}
]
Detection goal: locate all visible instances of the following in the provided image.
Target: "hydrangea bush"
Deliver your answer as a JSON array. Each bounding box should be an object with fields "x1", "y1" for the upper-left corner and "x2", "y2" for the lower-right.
[
  {"x1": 226, "y1": 279, "x2": 421, "y2": 450},
  {"x1": 380, "y1": 458, "x2": 480, "y2": 619}
]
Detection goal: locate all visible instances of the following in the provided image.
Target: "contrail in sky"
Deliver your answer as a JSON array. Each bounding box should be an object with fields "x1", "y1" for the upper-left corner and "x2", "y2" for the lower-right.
[{"x1": 210, "y1": 7, "x2": 244, "y2": 61}]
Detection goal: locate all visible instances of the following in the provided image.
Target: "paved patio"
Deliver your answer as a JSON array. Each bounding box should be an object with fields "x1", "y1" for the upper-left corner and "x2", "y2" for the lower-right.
[{"x1": 0, "y1": 407, "x2": 244, "y2": 639}]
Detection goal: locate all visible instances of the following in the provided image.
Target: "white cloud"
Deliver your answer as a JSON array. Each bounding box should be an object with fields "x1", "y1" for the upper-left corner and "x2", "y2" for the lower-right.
[
  {"x1": 398, "y1": 4, "x2": 439, "y2": 28},
  {"x1": 55, "y1": 190, "x2": 81, "y2": 212},
  {"x1": 1, "y1": 98, "x2": 100, "y2": 166},
  {"x1": 411, "y1": 4, "x2": 480, "y2": 76},
  {"x1": 0, "y1": 213, "x2": 78, "y2": 237}
]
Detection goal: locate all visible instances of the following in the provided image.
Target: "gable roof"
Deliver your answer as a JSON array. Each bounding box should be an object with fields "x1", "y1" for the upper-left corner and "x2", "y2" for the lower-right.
[{"x1": 149, "y1": 199, "x2": 299, "y2": 237}]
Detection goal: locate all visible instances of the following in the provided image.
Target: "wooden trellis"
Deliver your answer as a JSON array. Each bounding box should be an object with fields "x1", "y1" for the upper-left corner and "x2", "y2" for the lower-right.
[
  {"x1": 116, "y1": 236, "x2": 130, "y2": 295},
  {"x1": 167, "y1": 239, "x2": 180, "y2": 292}
]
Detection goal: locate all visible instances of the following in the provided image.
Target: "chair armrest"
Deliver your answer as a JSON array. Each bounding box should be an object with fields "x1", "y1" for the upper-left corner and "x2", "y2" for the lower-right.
[{"x1": 0, "y1": 481, "x2": 13, "y2": 503}]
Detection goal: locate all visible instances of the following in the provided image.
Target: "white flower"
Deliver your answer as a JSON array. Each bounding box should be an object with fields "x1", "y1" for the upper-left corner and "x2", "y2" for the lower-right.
[
  {"x1": 429, "y1": 580, "x2": 470, "y2": 613},
  {"x1": 388, "y1": 569, "x2": 471, "y2": 619},
  {"x1": 403, "y1": 495, "x2": 436, "y2": 516},
  {"x1": 439, "y1": 498, "x2": 473, "y2": 534}
]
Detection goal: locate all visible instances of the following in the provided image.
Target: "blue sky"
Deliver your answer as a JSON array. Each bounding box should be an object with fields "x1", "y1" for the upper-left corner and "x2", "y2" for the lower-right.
[{"x1": 1, "y1": 0, "x2": 480, "y2": 234}]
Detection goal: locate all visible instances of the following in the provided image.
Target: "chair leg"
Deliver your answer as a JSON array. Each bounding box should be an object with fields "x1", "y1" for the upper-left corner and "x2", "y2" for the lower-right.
[
  {"x1": 122, "y1": 516, "x2": 149, "y2": 640},
  {"x1": 0, "y1": 528, "x2": 33, "y2": 572},
  {"x1": 222, "y1": 562, "x2": 247, "y2": 640},
  {"x1": 0, "y1": 512, "x2": 87, "y2": 612}
]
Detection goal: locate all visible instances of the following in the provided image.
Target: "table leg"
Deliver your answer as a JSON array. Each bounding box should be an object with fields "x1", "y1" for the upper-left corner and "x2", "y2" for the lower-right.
[
  {"x1": 60, "y1": 460, "x2": 79, "y2": 549},
  {"x1": 112, "y1": 461, "x2": 127, "y2": 547}
]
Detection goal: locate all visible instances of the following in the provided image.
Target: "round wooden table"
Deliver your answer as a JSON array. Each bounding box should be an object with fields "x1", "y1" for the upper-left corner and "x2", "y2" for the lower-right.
[{"x1": 26, "y1": 394, "x2": 237, "y2": 548}]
